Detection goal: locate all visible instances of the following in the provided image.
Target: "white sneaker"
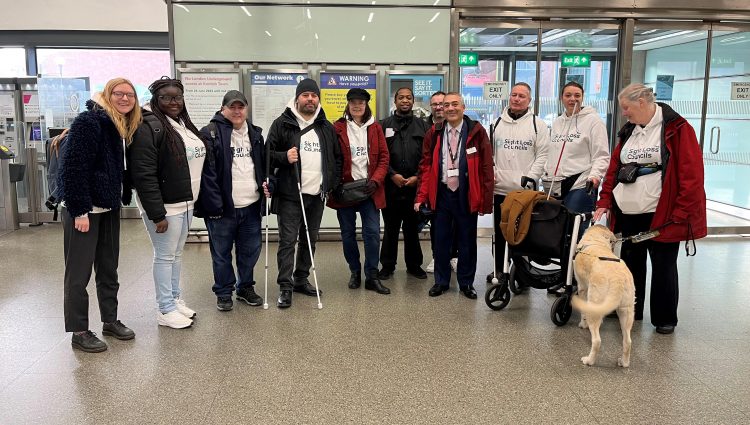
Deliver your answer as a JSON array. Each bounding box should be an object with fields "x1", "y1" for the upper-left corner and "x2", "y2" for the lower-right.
[
  {"x1": 157, "y1": 310, "x2": 193, "y2": 329},
  {"x1": 175, "y1": 298, "x2": 196, "y2": 319},
  {"x1": 426, "y1": 259, "x2": 435, "y2": 273},
  {"x1": 450, "y1": 257, "x2": 458, "y2": 272}
]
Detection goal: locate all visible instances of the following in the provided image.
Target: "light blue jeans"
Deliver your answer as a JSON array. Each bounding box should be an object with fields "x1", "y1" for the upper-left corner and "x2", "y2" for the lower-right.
[{"x1": 142, "y1": 210, "x2": 192, "y2": 314}]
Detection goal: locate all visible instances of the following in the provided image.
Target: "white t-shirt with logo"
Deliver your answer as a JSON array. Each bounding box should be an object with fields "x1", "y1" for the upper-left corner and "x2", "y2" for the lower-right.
[
  {"x1": 230, "y1": 122, "x2": 260, "y2": 208},
  {"x1": 613, "y1": 105, "x2": 663, "y2": 214},
  {"x1": 289, "y1": 99, "x2": 323, "y2": 195}
]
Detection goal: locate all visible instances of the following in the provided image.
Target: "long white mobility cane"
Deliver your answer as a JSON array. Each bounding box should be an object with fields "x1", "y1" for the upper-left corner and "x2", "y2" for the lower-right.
[
  {"x1": 489, "y1": 120, "x2": 499, "y2": 285},
  {"x1": 263, "y1": 175, "x2": 270, "y2": 310},
  {"x1": 293, "y1": 166, "x2": 323, "y2": 310}
]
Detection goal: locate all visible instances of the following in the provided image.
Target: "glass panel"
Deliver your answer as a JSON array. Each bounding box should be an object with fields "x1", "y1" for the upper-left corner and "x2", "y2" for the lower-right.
[
  {"x1": 0, "y1": 48, "x2": 26, "y2": 77},
  {"x1": 36, "y1": 48, "x2": 172, "y2": 102},
  {"x1": 630, "y1": 28, "x2": 708, "y2": 139},
  {"x1": 173, "y1": 4, "x2": 449, "y2": 63},
  {"x1": 705, "y1": 31, "x2": 750, "y2": 210},
  {"x1": 175, "y1": 0, "x2": 445, "y2": 4},
  {"x1": 539, "y1": 28, "x2": 618, "y2": 136}
]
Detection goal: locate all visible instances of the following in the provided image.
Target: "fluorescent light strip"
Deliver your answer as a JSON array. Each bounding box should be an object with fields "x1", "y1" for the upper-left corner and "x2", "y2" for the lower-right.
[
  {"x1": 361, "y1": 35, "x2": 366, "y2": 41},
  {"x1": 409, "y1": 36, "x2": 416, "y2": 42},
  {"x1": 368, "y1": 12, "x2": 374, "y2": 23},
  {"x1": 634, "y1": 30, "x2": 694, "y2": 45},
  {"x1": 307, "y1": 8, "x2": 311, "y2": 19},
  {"x1": 265, "y1": 31, "x2": 272, "y2": 37},
  {"x1": 212, "y1": 27, "x2": 222, "y2": 34},
  {"x1": 175, "y1": 4, "x2": 189, "y2": 12},
  {"x1": 315, "y1": 33, "x2": 319, "y2": 40},
  {"x1": 541, "y1": 29, "x2": 579, "y2": 44},
  {"x1": 241, "y1": 6, "x2": 252, "y2": 17},
  {"x1": 429, "y1": 12, "x2": 440, "y2": 23},
  {"x1": 433, "y1": 0, "x2": 440, "y2": 5}
]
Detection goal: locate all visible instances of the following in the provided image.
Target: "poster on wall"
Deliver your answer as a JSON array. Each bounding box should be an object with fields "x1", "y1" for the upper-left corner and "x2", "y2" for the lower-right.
[
  {"x1": 178, "y1": 70, "x2": 241, "y2": 128},
  {"x1": 249, "y1": 71, "x2": 308, "y2": 134},
  {"x1": 386, "y1": 73, "x2": 444, "y2": 119},
  {"x1": 22, "y1": 92, "x2": 40, "y2": 120},
  {"x1": 319, "y1": 72, "x2": 377, "y2": 122},
  {"x1": 0, "y1": 93, "x2": 15, "y2": 119},
  {"x1": 655, "y1": 75, "x2": 674, "y2": 101},
  {"x1": 730, "y1": 82, "x2": 750, "y2": 100}
]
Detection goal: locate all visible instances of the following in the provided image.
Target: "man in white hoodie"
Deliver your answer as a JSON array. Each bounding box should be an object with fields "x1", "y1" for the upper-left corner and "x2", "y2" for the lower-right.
[
  {"x1": 267, "y1": 78, "x2": 342, "y2": 308},
  {"x1": 490, "y1": 82, "x2": 549, "y2": 279}
]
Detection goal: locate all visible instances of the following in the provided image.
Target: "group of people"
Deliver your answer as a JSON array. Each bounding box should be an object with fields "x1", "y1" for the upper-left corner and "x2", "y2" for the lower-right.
[{"x1": 58, "y1": 75, "x2": 705, "y2": 353}]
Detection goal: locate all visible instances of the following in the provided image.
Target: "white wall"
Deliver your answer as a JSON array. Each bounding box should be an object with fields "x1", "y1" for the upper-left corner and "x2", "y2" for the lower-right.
[{"x1": 0, "y1": 0, "x2": 168, "y2": 32}]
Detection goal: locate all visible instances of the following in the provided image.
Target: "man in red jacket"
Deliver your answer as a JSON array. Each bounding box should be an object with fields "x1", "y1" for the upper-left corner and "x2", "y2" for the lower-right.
[{"x1": 414, "y1": 92, "x2": 493, "y2": 299}]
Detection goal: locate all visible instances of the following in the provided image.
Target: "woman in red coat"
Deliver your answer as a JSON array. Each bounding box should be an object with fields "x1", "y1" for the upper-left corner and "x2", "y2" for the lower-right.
[
  {"x1": 594, "y1": 83, "x2": 707, "y2": 335},
  {"x1": 328, "y1": 89, "x2": 390, "y2": 294}
]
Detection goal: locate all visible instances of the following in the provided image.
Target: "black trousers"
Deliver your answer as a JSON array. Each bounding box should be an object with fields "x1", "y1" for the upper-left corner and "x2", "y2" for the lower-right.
[
  {"x1": 429, "y1": 218, "x2": 459, "y2": 259},
  {"x1": 379, "y1": 197, "x2": 423, "y2": 271},
  {"x1": 433, "y1": 185, "x2": 478, "y2": 288},
  {"x1": 492, "y1": 194, "x2": 507, "y2": 273},
  {"x1": 63, "y1": 208, "x2": 120, "y2": 332},
  {"x1": 276, "y1": 195, "x2": 324, "y2": 290},
  {"x1": 618, "y1": 212, "x2": 680, "y2": 326}
]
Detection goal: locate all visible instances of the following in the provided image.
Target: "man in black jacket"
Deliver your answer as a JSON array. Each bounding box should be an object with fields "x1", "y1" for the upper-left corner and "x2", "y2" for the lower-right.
[
  {"x1": 378, "y1": 87, "x2": 429, "y2": 280},
  {"x1": 197, "y1": 90, "x2": 267, "y2": 312},
  {"x1": 267, "y1": 78, "x2": 342, "y2": 308}
]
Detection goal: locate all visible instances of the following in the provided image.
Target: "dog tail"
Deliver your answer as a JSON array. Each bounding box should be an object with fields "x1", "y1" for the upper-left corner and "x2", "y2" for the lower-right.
[{"x1": 571, "y1": 284, "x2": 624, "y2": 318}]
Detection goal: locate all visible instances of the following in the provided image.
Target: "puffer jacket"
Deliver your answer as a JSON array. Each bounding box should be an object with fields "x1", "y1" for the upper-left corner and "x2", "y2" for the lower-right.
[{"x1": 380, "y1": 112, "x2": 429, "y2": 201}]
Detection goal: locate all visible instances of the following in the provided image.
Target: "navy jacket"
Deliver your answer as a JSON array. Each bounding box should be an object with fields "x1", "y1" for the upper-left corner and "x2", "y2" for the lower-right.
[
  {"x1": 58, "y1": 100, "x2": 130, "y2": 217},
  {"x1": 196, "y1": 112, "x2": 267, "y2": 218}
]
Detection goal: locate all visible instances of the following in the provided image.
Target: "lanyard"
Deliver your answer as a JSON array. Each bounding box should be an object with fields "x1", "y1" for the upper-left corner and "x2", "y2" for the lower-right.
[{"x1": 445, "y1": 126, "x2": 461, "y2": 168}]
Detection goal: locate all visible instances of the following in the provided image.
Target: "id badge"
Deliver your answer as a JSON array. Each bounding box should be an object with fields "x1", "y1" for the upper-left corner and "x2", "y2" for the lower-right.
[
  {"x1": 385, "y1": 128, "x2": 395, "y2": 137},
  {"x1": 447, "y1": 169, "x2": 459, "y2": 177}
]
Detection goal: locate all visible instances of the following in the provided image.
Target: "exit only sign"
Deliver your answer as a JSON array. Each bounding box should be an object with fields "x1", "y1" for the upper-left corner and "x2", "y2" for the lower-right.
[
  {"x1": 561, "y1": 53, "x2": 591, "y2": 67},
  {"x1": 458, "y1": 52, "x2": 478, "y2": 67}
]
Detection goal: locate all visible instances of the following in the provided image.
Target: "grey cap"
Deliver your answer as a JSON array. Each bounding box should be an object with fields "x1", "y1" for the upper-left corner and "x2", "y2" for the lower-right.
[{"x1": 222, "y1": 90, "x2": 248, "y2": 107}]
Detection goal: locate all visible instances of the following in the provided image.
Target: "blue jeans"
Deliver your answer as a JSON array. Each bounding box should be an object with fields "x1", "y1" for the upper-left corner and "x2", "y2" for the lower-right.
[
  {"x1": 205, "y1": 202, "x2": 262, "y2": 297},
  {"x1": 336, "y1": 198, "x2": 381, "y2": 279},
  {"x1": 142, "y1": 210, "x2": 192, "y2": 314}
]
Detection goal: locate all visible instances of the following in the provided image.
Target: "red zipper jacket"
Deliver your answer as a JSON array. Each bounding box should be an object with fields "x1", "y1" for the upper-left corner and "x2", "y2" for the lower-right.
[
  {"x1": 597, "y1": 103, "x2": 707, "y2": 243},
  {"x1": 327, "y1": 118, "x2": 390, "y2": 210},
  {"x1": 416, "y1": 116, "x2": 493, "y2": 214}
]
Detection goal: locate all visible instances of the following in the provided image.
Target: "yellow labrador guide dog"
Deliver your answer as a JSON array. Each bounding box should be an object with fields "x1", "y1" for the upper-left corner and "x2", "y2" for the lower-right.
[{"x1": 571, "y1": 225, "x2": 636, "y2": 367}]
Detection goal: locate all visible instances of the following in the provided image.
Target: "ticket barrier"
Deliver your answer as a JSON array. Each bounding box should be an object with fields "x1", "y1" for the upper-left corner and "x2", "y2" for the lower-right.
[{"x1": 0, "y1": 144, "x2": 23, "y2": 232}]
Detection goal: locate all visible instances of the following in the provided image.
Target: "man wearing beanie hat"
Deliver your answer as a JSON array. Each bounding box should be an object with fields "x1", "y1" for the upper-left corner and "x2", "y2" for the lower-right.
[{"x1": 266, "y1": 78, "x2": 342, "y2": 308}]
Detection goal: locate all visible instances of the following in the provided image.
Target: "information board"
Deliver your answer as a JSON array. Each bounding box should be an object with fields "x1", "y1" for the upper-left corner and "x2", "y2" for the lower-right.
[
  {"x1": 320, "y1": 72, "x2": 377, "y2": 122},
  {"x1": 179, "y1": 70, "x2": 241, "y2": 128},
  {"x1": 249, "y1": 71, "x2": 308, "y2": 134},
  {"x1": 483, "y1": 81, "x2": 509, "y2": 101}
]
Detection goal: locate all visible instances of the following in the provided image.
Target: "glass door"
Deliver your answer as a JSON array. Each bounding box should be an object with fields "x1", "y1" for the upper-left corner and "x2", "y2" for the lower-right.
[{"x1": 704, "y1": 26, "x2": 750, "y2": 216}]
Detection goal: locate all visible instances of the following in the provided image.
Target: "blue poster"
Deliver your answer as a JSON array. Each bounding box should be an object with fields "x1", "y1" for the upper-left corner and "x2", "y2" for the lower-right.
[
  {"x1": 320, "y1": 73, "x2": 377, "y2": 90},
  {"x1": 387, "y1": 74, "x2": 444, "y2": 118}
]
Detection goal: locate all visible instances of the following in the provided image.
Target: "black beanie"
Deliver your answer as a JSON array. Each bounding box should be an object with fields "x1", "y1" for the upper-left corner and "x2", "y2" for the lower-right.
[{"x1": 296, "y1": 78, "x2": 320, "y2": 98}]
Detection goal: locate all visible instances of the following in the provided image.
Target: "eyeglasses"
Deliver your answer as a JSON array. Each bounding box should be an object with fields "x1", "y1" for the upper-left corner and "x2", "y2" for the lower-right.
[
  {"x1": 158, "y1": 95, "x2": 184, "y2": 103},
  {"x1": 112, "y1": 91, "x2": 136, "y2": 100}
]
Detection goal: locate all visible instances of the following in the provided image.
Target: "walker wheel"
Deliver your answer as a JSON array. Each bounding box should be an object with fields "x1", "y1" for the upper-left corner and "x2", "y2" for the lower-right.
[
  {"x1": 508, "y1": 264, "x2": 524, "y2": 295},
  {"x1": 551, "y1": 294, "x2": 572, "y2": 326},
  {"x1": 485, "y1": 282, "x2": 511, "y2": 311}
]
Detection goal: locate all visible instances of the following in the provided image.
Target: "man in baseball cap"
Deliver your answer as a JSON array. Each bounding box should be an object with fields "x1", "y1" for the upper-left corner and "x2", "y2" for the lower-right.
[{"x1": 222, "y1": 90, "x2": 248, "y2": 107}]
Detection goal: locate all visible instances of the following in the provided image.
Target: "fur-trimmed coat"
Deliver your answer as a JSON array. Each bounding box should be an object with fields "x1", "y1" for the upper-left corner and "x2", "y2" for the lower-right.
[{"x1": 58, "y1": 100, "x2": 131, "y2": 217}]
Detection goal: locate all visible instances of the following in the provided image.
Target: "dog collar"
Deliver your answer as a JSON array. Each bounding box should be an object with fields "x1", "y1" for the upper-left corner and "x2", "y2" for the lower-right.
[{"x1": 575, "y1": 244, "x2": 622, "y2": 262}]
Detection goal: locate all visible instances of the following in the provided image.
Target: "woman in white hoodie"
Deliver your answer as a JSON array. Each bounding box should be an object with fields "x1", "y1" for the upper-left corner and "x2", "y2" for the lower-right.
[
  {"x1": 328, "y1": 88, "x2": 390, "y2": 295},
  {"x1": 490, "y1": 82, "x2": 549, "y2": 278},
  {"x1": 543, "y1": 81, "x2": 610, "y2": 215}
]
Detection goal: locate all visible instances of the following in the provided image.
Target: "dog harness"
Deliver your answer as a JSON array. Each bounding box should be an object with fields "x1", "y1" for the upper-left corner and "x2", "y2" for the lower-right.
[{"x1": 574, "y1": 244, "x2": 622, "y2": 262}]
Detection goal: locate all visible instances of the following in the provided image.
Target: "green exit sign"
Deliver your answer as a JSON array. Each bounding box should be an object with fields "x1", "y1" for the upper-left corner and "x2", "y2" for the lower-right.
[
  {"x1": 458, "y1": 52, "x2": 479, "y2": 67},
  {"x1": 561, "y1": 53, "x2": 591, "y2": 68}
]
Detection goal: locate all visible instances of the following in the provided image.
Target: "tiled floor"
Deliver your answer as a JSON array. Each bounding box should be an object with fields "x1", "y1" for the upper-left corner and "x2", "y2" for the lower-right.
[{"x1": 0, "y1": 220, "x2": 748, "y2": 424}]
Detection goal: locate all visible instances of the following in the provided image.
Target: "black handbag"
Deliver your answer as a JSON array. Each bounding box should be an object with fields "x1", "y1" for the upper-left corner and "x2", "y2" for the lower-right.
[
  {"x1": 617, "y1": 163, "x2": 640, "y2": 184},
  {"x1": 335, "y1": 178, "x2": 370, "y2": 206}
]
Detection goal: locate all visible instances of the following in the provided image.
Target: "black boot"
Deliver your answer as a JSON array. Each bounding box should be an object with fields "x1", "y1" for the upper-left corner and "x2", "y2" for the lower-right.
[
  {"x1": 365, "y1": 277, "x2": 391, "y2": 295},
  {"x1": 348, "y1": 271, "x2": 362, "y2": 289}
]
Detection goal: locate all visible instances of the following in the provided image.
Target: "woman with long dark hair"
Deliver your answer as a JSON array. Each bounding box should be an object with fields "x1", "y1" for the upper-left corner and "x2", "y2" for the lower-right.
[
  {"x1": 129, "y1": 77, "x2": 207, "y2": 329},
  {"x1": 60, "y1": 77, "x2": 141, "y2": 352},
  {"x1": 328, "y1": 88, "x2": 390, "y2": 294}
]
